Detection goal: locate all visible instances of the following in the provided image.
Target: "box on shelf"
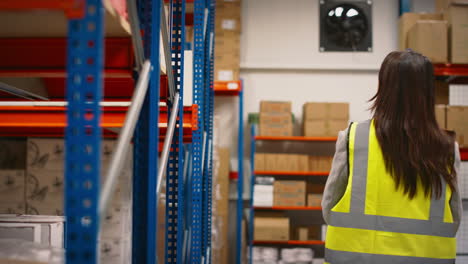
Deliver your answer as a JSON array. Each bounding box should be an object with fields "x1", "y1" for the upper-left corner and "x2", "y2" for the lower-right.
[
  {"x1": 254, "y1": 177, "x2": 274, "y2": 207},
  {"x1": 444, "y1": 3, "x2": 468, "y2": 63},
  {"x1": 307, "y1": 194, "x2": 323, "y2": 207},
  {"x1": 435, "y1": 80, "x2": 449, "y2": 105},
  {"x1": 407, "y1": 20, "x2": 448, "y2": 63},
  {"x1": 398, "y1": 12, "x2": 444, "y2": 50},
  {"x1": 297, "y1": 227, "x2": 309, "y2": 241},
  {"x1": 447, "y1": 106, "x2": 468, "y2": 147},
  {"x1": 274, "y1": 180, "x2": 306, "y2": 194},
  {"x1": 435, "y1": 105, "x2": 447, "y2": 129},
  {"x1": 309, "y1": 156, "x2": 333, "y2": 171},
  {"x1": 303, "y1": 102, "x2": 349, "y2": 121},
  {"x1": 259, "y1": 113, "x2": 293, "y2": 137},
  {"x1": 304, "y1": 120, "x2": 348, "y2": 137},
  {"x1": 307, "y1": 183, "x2": 325, "y2": 194},
  {"x1": 273, "y1": 192, "x2": 305, "y2": 207},
  {"x1": 260, "y1": 101, "x2": 292, "y2": 114},
  {"x1": 298, "y1": 155, "x2": 309, "y2": 172},
  {"x1": 254, "y1": 153, "x2": 265, "y2": 171},
  {"x1": 254, "y1": 217, "x2": 289, "y2": 241}
]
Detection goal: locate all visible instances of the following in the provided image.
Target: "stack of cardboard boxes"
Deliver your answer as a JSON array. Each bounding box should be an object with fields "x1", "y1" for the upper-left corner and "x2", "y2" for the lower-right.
[
  {"x1": 303, "y1": 102, "x2": 349, "y2": 137},
  {"x1": 0, "y1": 137, "x2": 133, "y2": 264},
  {"x1": 259, "y1": 101, "x2": 293, "y2": 137},
  {"x1": 215, "y1": 0, "x2": 242, "y2": 81},
  {"x1": 254, "y1": 214, "x2": 325, "y2": 242},
  {"x1": 399, "y1": 0, "x2": 468, "y2": 64}
]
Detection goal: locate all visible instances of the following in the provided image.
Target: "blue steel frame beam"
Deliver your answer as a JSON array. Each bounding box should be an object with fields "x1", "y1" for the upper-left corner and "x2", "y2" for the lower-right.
[
  {"x1": 132, "y1": 0, "x2": 161, "y2": 263},
  {"x1": 65, "y1": 0, "x2": 104, "y2": 263},
  {"x1": 190, "y1": 0, "x2": 206, "y2": 262},
  {"x1": 165, "y1": 0, "x2": 186, "y2": 263}
]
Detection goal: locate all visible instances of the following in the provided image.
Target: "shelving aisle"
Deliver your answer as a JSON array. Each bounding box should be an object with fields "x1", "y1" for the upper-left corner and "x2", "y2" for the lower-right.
[{"x1": 0, "y1": 0, "x2": 216, "y2": 263}]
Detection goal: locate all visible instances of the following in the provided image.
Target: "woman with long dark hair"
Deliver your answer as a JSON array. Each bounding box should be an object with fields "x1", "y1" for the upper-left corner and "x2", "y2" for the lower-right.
[{"x1": 322, "y1": 50, "x2": 462, "y2": 264}]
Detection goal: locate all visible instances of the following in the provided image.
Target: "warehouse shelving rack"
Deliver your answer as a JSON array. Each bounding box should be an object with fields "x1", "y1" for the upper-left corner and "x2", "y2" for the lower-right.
[
  {"x1": 213, "y1": 80, "x2": 244, "y2": 264},
  {"x1": 0, "y1": 0, "x2": 216, "y2": 263},
  {"x1": 248, "y1": 127, "x2": 334, "y2": 263}
]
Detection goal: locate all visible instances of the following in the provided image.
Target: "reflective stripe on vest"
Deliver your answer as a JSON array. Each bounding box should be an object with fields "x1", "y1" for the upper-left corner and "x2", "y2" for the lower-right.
[{"x1": 325, "y1": 120, "x2": 456, "y2": 264}]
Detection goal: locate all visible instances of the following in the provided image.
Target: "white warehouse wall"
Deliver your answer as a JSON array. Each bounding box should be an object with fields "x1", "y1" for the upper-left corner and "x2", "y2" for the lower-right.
[{"x1": 239, "y1": 0, "x2": 399, "y2": 122}]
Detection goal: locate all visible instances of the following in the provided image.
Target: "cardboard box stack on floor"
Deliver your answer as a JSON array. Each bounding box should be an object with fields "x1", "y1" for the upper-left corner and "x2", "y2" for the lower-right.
[
  {"x1": 273, "y1": 180, "x2": 306, "y2": 207},
  {"x1": 303, "y1": 102, "x2": 349, "y2": 137},
  {"x1": 215, "y1": 0, "x2": 242, "y2": 81},
  {"x1": 259, "y1": 101, "x2": 293, "y2": 137}
]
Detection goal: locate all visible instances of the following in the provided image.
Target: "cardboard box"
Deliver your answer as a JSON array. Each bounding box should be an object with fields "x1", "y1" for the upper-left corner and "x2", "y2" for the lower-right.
[
  {"x1": 260, "y1": 101, "x2": 292, "y2": 114},
  {"x1": 297, "y1": 155, "x2": 309, "y2": 172},
  {"x1": 304, "y1": 120, "x2": 348, "y2": 137},
  {"x1": 0, "y1": 170, "x2": 25, "y2": 203},
  {"x1": 273, "y1": 192, "x2": 305, "y2": 207},
  {"x1": 254, "y1": 153, "x2": 265, "y2": 171},
  {"x1": 407, "y1": 20, "x2": 448, "y2": 63},
  {"x1": 254, "y1": 217, "x2": 289, "y2": 241},
  {"x1": 436, "y1": 0, "x2": 468, "y2": 12},
  {"x1": 274, "y1": 180, "x2": 306, "y2": 194},
  {"x1": 447, "y1": 106, "x2": 468, "y2": 147},
  {"x1": 316, "y1": 157, "x2": 333, "y2": 171},
  {"x1": 297, "y1": 227, "x2": 309, "y2": 241},
  {"x1": 436, "y1": 104, "x2": 447, "y2": 129},
  {"x1": 444, "y1": 4, "x2": 468, "y2": 63},
  {"x1": 259, "y1": 119, "x2": 293, "y2": 137},
  {"x1": 398, "y1": 12, "x2": 444, "y2": 50},
  {"x1": 435, "y1": 80, "x2": 449, "y2": 104},
  {"x1": 264, "y1": 154, "x2": 278, "y2": 171},
  {"x1": 307, "y1": 194, "x2": 323, "y2": 207},
  {"x1": 0, "y1": 202, "x2": 26, "y2": 214},
  {"x1": 307, "y1": 183, "x2": 325, "y2": 194},
  {"x1": 303, "y1": 102, "x2": 350, "y2": 121}
]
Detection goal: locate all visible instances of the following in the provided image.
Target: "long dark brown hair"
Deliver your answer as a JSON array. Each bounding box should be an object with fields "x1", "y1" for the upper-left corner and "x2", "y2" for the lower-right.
[{"x1": 370, "y1": 50, "x2": 456, "y2": 199}]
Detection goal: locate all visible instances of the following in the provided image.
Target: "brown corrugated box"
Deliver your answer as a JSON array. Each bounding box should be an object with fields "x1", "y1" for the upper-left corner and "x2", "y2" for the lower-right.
[
  {"x1": 264, "y1": 154, "x2": 277, "y2": 171},
  {"x1": 447, "y1": 106, "x2": 468, "y2": 147},
  {"x1": 297, "y1": 227, "x2": 309, "y2": 241},
  {"x1": 254, "y1": 153, "x2": 265, "y2": 171},
  {"x1": 259, "y1": 113, "x2": 293, "y2": 137},
  {"x1": 298, "y1": 155, "x2": 309, "y2": 172},
  {"x1": 398, "y1": 12, "x2": 444, "y2": 50},
  {"x1": 407, "y1": 20, "x2": 448, "y2": 63},
  {"x1": 307, "y1": 194, "x2": 323, "y2": 207},
  {"x1": 435, "y1": 105, "x2": 447, "y2": 129},
  {"x1": 274, "y1": 180, "x2": 306, "y2": 193},
  {"x1": 273, "y1": 192, "x2": 305, "y2": 207},
  {"x1": 304, "y1": 120, "x2": 348, "y2": 137},
  {"x1": 436, "y1": 0, "x2": 468, "y2": 12},
  {"x1": 444, "y1": 3, "x2": 468, "y2": 63},
  {"x1": 435, "y1": 80, "x2": 449, "y2": 104},
  {"x1": 308, "y1": 156, "x2": 333, "y2": 171},
  {"x1": 303, "y1": 102, "x2": 349, "y2": 121},
  {"x1": 254, "y1": 217, "x2": 289, "y2": 241},
  {"x1": 261, "y1": 101, "x2": 292, "y2": 114}
]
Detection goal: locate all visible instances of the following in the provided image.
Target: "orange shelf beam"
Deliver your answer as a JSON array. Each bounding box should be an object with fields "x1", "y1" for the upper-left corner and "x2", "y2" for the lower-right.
[
  {"x1": 0, "y1": 105, "x2": 197, "y2": 141},
  {"x1": 214, "y1": 81, "x2": 242, "y2": 96},
  {"x1": 255, "y1": 136, "x2": 337, "y2": 142},
  {"x1": 255, "y1": 171, "x2": 329, "y2": 176},
  {"x1": 253, "y1": 240, "x2": 325, "y2": 246},
  {"x1": 254, "y1": 206, "x2": 322, "y2": 211},
  {"x1": 434, "y1": 64, "x2": 468, "y2": 77}
]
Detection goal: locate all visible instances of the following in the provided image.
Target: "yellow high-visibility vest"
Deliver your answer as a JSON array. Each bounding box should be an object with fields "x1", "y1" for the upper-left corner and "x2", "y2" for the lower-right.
[{"x1": 325, "y1": 120, "x2": 457, "y2": 264}]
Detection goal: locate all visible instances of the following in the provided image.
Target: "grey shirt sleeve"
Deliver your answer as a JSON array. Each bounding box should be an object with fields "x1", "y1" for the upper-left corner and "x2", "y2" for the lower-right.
[
  {"x1": 451, "y1": 142, "x2": 463, "y2": 231},
  {"x1": 322, "y1": 129, "x2": 349, "y2": 224}
]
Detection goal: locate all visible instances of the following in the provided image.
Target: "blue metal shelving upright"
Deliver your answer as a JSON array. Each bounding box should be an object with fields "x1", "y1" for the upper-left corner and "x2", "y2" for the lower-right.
[
  {"x1": 132, "y1": 0, "x2": 162, "y2": 263},
  {"x1": 165, "y1": 0, "x2": 186, "y2": 263},
  {"x1": 65, "y1": 0, "x2": 104, "y2": 263}
]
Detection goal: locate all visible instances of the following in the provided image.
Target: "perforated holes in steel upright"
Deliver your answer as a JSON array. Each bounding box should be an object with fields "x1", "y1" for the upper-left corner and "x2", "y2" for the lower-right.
[{"x1": 65, "y1": 0, "x2": 104, "y2": 263}]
